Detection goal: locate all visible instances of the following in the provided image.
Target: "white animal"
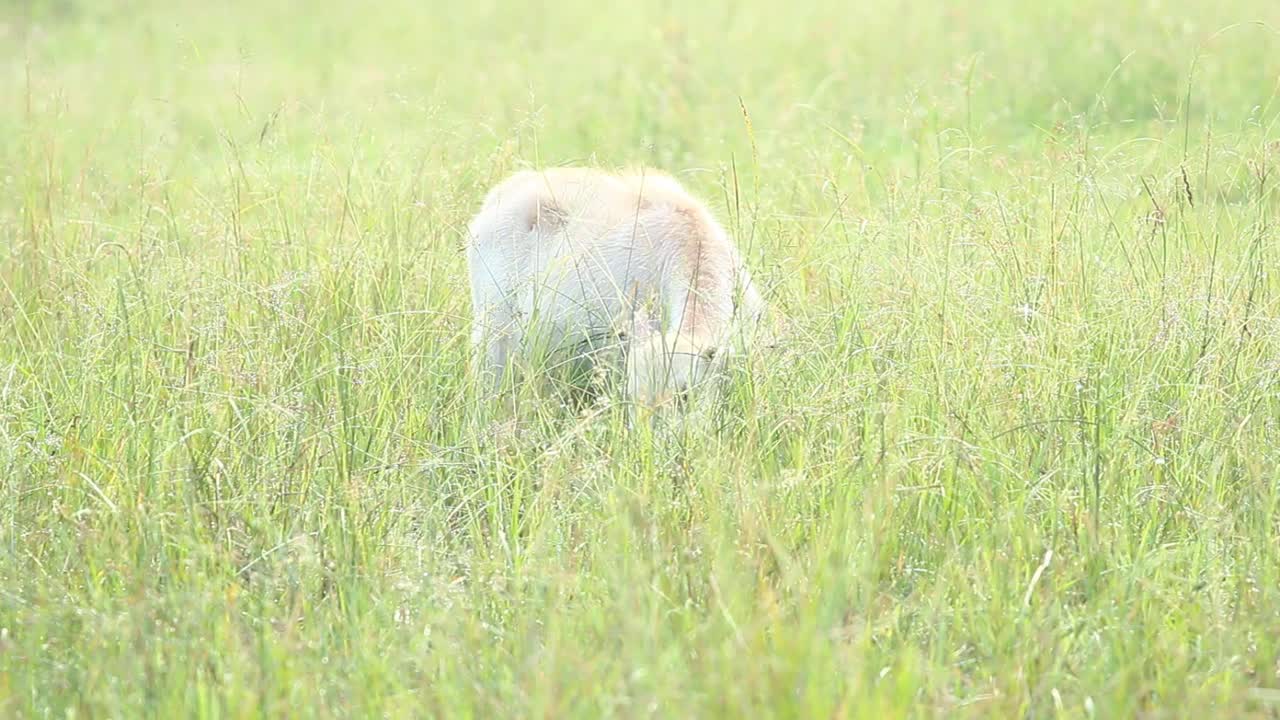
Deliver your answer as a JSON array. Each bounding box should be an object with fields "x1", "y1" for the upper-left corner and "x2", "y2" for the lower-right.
[{"x1": 466, "y1": 166, "x2": 766, "y2": 406}]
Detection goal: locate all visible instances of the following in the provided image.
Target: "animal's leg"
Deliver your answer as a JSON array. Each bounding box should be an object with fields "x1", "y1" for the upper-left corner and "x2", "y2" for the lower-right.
[{"x1": 471, "y1": 306, "x2": 521, "y2": 392}]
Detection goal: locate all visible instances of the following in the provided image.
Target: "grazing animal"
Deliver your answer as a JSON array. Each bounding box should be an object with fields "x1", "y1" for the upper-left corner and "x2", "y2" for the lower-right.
[{"x1": 466, "y1": 166, "x2": 766, "y2": 406}]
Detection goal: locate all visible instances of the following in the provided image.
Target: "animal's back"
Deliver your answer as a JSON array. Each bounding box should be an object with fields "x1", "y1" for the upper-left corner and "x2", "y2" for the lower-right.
[{"x1": 466, "y1": 167, "x2": 764, "y2": 395}]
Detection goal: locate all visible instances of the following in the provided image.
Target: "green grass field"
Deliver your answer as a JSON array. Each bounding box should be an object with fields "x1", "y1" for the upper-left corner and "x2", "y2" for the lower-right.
[{"x1": 3, "y1": 0, "x2": 1280, "y2": 716}]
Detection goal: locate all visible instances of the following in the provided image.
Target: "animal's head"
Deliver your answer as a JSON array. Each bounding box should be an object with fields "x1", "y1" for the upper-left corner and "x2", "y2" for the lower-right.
[{"x1": 624, "y1": 334, "x2": 727, "y2": 407}]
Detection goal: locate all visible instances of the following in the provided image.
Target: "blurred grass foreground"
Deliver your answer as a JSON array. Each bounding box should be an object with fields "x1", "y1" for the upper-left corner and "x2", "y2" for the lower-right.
[{"x1": 2, "y1": 0, "x2": 1280, "y2": 717}]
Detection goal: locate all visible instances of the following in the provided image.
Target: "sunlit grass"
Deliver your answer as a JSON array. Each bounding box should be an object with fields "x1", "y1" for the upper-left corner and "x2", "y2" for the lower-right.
[{"x1": 2, "y1": 0, "x2": 1280, "y2": 716}]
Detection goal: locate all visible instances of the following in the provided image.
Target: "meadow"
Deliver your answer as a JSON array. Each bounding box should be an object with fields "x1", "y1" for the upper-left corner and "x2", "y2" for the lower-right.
[{"x1": 3, "y1": 0, "x2": 1280, "y2": 716}]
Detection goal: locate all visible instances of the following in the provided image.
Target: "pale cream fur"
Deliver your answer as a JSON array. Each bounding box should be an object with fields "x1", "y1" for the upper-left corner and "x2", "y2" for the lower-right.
[{"x1": 466, "y1": 166, "x2": 765, "y2": 406}]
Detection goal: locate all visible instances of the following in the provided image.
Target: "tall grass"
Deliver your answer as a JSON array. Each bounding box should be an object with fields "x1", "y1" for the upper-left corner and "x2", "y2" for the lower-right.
[{"x1": 2, "y1": 0, "x2": 1280, "y2": 716}]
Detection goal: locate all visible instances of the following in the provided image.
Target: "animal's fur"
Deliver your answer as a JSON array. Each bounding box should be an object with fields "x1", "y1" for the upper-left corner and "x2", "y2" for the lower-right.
[{"x1": 466, "y1": 166, "x2": 765, "y2": 406}]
